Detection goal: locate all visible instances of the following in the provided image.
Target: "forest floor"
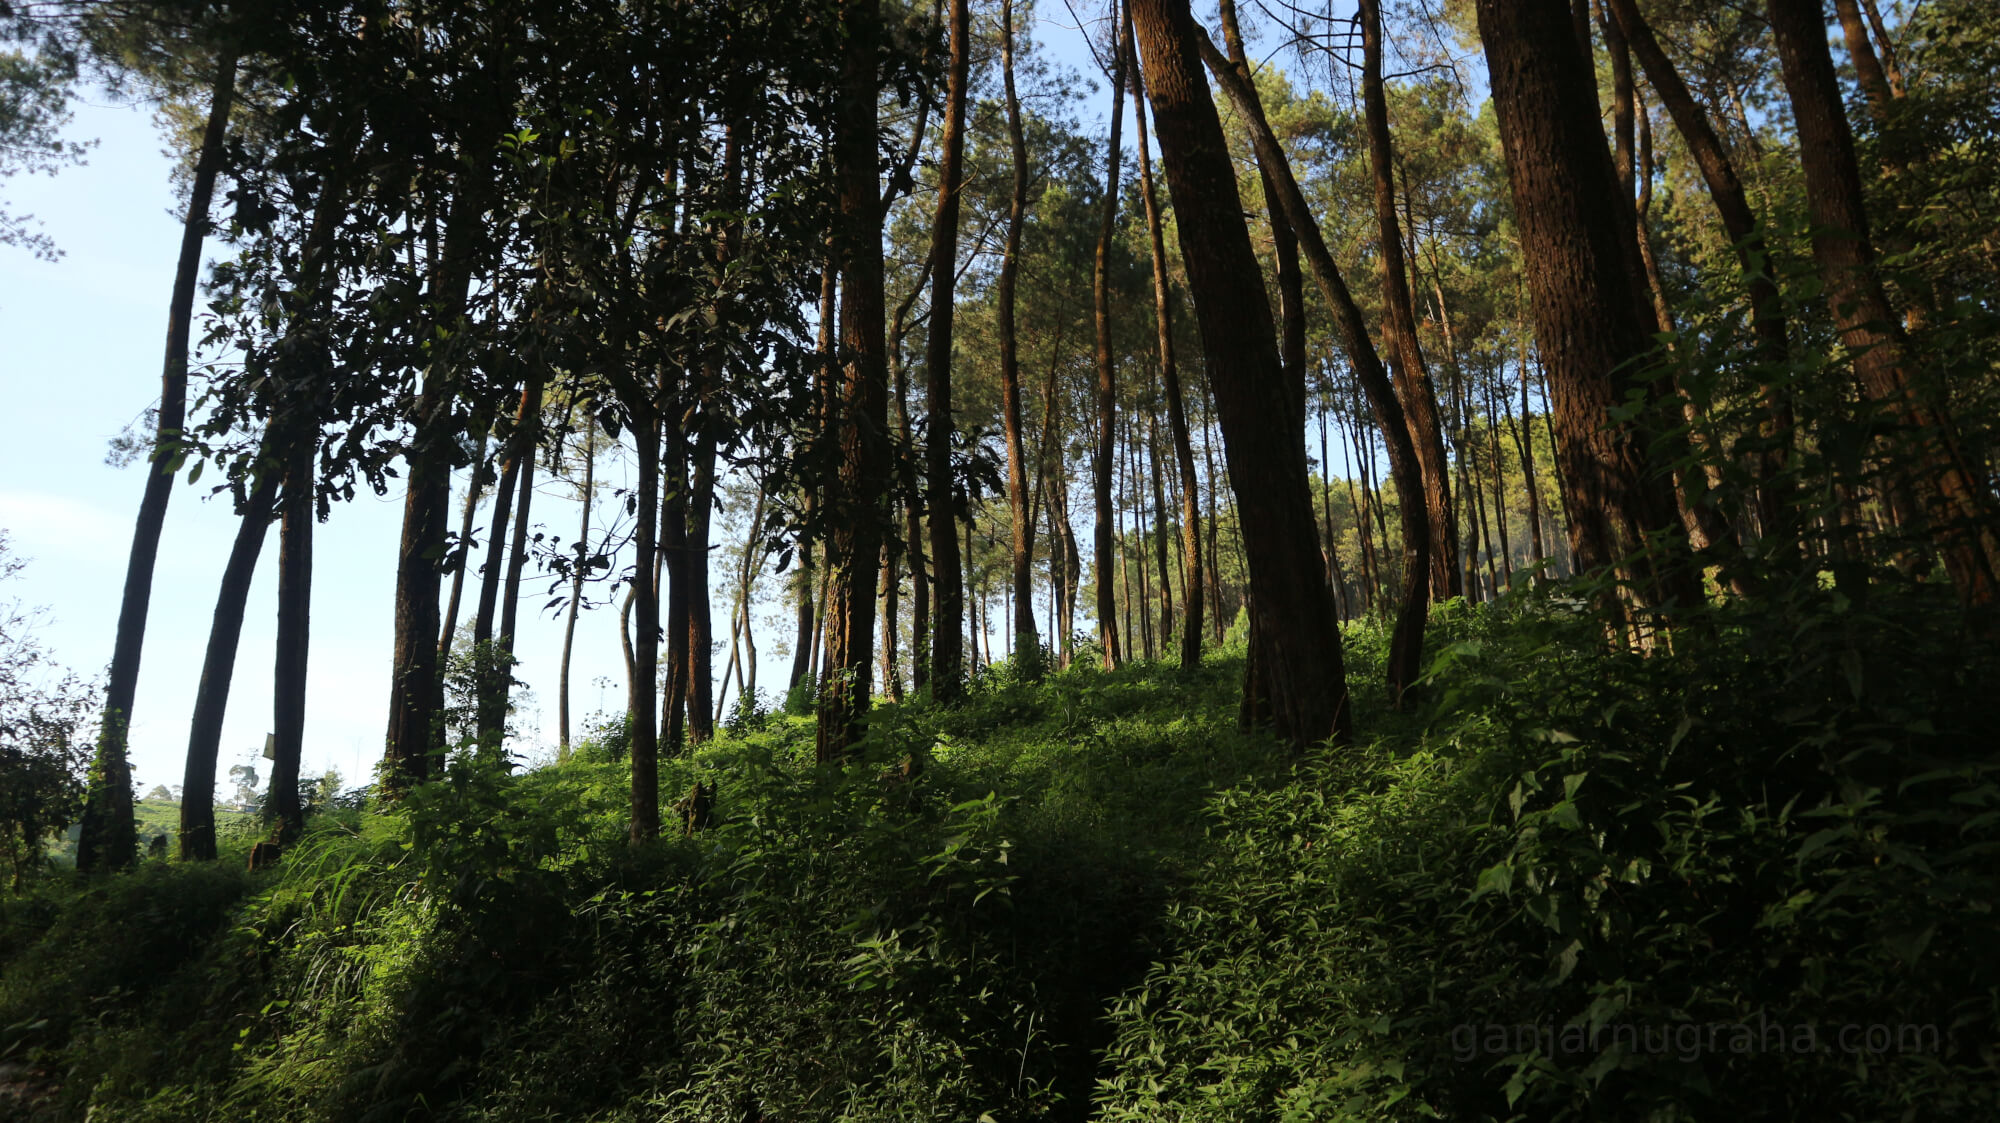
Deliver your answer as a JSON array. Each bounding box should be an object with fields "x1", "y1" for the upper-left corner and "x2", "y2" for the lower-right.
[{"x1": 3, "y1": 586, "x2": 1997, "y2": 1121}]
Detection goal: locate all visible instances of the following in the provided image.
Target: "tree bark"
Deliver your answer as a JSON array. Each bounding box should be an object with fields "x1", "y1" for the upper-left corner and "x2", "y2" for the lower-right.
[
  {"x1": 558, "y1": 429, "x2": 592, "y2": 758},
  {"x1": 998, "y1": 0, "x2": 1040, "y2": 676},
  {"x1": 818, "y1": 0, "x2": 890, "y2": 759},
  {"x1": 437, "y1": 428, "x2": 491, "y2": 662},
  {"x1": 80, "y1": 51, "x2": 237, "y2": 872},
  {"x1": 1475, "y1": 0, "x2": 1698, "y2": 631},
  {"x1": 1197, "y1": 35, "x2": 1431, "y2": 700},
  {"x1": 1768, "y1": 0, "x2": 1999, "y2": 604},
  {"x1": 628, "y1": 411, "x2": 662, "y2": 841},
  {"x1": 268, "y1": 431, "x2": 313, "y2": 840},
  {"x1": 494, "y1": 376, "x2": 543, "y2": 741},
  {"x1": 178, "y1": 461, "x2": 277, "y2": 861},
  {"x1": 661, "y1": 417, "x2": 691, "y2": 751},
  {"x1": 686, "y1": 433, "x2": 717, "y2": 742},
  {"x1": 1360, "y1": 0, "x2": 1459, "y2": 603},
  {"x1": 1092, "y1": 1, "x2": 1130, "y2": 670},
  {"x1": 1605, "y1": 0, "x2": 1793, "y2": 526},
  {"x1": 1129, "y1": 43, "x2": 1205, "y2": 667},
  {"x1": 1133, "y1": 0, "x2": 1352, "y2": 747},
  {"x1": 925, "y1": 0, "x2": 972, "y2": 702}
]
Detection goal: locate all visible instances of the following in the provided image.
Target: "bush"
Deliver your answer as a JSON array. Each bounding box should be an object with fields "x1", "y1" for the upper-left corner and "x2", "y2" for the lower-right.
[{"x1": 1096, "y1": 588, "x2": 2000, "y2": 1121}]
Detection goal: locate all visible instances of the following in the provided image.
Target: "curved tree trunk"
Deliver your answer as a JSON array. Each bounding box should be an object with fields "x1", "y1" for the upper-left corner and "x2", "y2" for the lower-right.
[
  {"x1": 80, "y1": 52, "x2": 237, "y2": 872},
  {"x1": 178, "y1": 463, "x2": 277, "y2": 861},
  {"x1": 1133, "y1": 0, "x2": 1353, "y2": 748},
  {"x1": 1359, "y1": 0, "x2": 1459, "y2": 603}
]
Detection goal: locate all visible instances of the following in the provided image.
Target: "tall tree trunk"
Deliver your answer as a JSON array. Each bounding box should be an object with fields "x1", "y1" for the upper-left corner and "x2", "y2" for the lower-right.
[
  {"x1": 925, "y1": 0, "x2": 972, "y2": 702},
  {"x1": 494, "y1": 375, "x2": 543, "y2": 740},
  {"x1": 438, "y1": 429, "x2": 491, "y2": 662},
  {"x1": 880, "y1": 535, "x2": 901, "y2": 700},
  {"x1": 1360, "y1": 0, "x2": 1459, "y2": 603},
  {"x1": 558, "y1": 431, "x2": 593, "y2": 758},
  {"x1": 268, "y1": 432, "x2": 313, "y2": 841},
  {"x1": 472, "y1": 377, "x2": 532, "y2": 749},
  {"x1": 1092, "y1": 2, "x2": 1131, "y2": 670},
  {"x1": 383, "y1": 112, "x2": 500, "y2": 793},
  {"x1": 1833, "y1": 0, "x2": 1895, "y2": 127},
  {"x1": 893, "y1": 291, "x2": 930, "y2": 692},
  {"x1": 1514, "y1": 321, "x2": 1548, "y2": 571},
  {"x1": 1767, "y1": 0, "x2": 1999, "y2": 604},
  {"x1": 1148, "y1": 411, "x2": 1175, "y2": 650},
  {"x1": 819, "y1": 0, "x2": 890, "y2": 759},
  {"x1": 1132, "y1": 0, "x2": 1353, "y2": 747},
  {"x1": 1485, "y1": 375, "x2": 1515, "y2": 588},
  {"x1": 80, "y1": 52, "x2": 237, "y2": 872},
  {"x1": 1606, "y1": 0, "x2": 1792, "y2": 525},
  {"x1": 1475, "y1": 0, "x2": 1698, "y2": 632},
  {"x1": 661, "y1": 418, "x2": 691, "y2": 752},
  {"x1": 1198, "y1": 36, "x2": 1431, "y2": 701},
  {"x1": 686, "y1": 433, "x2": 717, "y2": 742},
  {"x1": 628, "y1": 411, "x2": 662, "y2": 841},
  {"x1": 178, "y1": 463, "x2": 277, "y2": 861},
  {"x1": 998, "y1": 0, "x2": 1040, "y2": 676},
  {"x1": 1129, "y1": 41, "x2": 1205, "y2": 667}
]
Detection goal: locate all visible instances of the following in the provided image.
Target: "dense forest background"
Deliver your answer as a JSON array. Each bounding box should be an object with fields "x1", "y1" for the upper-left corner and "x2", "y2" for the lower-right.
[{"x1": 2, "y1": 0, "x2": 1998, "y2": 1118}]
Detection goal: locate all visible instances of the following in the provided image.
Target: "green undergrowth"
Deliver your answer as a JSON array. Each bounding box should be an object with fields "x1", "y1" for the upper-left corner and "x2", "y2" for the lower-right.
[{"x1": 3, "y1": 588, "x2": 1996, "y2": 1121}]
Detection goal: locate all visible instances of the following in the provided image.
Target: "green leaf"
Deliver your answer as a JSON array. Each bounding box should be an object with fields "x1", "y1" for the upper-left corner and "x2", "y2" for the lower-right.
[{"x1": 1471, "y1": 862, "x2": 1513, "y2": 901}]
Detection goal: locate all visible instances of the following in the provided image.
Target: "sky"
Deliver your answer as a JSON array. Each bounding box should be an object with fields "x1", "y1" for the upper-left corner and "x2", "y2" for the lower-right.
[
  {"x1": 0, "y1": 3, "x2": 1417, "y2": 807},
  {"x1": 0, "y1": 12, "x2": 1133, "y2": 801}
]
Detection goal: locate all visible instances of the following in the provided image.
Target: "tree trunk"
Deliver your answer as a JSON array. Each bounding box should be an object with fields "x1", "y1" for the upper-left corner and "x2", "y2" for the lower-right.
[
  {"x1": 1485, "y1": 376, "x2": 1515, "y2": 589},
  {"x1": 1360, "y1": 0, "x2": 1459, "y2": 603},
  {"x1": 1833, "y1": 0, "x2": 1895, "y2": 127},
  {"x1": 1146, "y1": 412, "x2": 1174, "y2": 650},
  {"x1": 925, "y1": 0, "x2": 972, "y2": 703},
  {"x1": 1092, "y1": 1, "x2": 1130, "y2": 670},
  {"x1": 1513, "y1": 320, "x2": 1548, "y2": 571},
  {"x1": 1767, "y1": 0, "x2": 1999, "y2": 604},
  {"x1": 268, "y1": 432, "x2": 313, "y2": 841},
  {"x1": 472, "y1": 377, "x2": 532, "y2": 749},
  {"x1": 1133, "y1": 0, "x2": 1353, "y2": 747},
  {"x1": 1129, "y1": 47, "x2": 1205, "y2": 667},
  {"x1": 438, "y1": 429, "x2": 491, "y2": 662},
  {"x1": 178, "y1": 463, "x2": 277, "y2": 861},
  {"x1": 893, "y1": 291, "x2": 930, "y2": 693},
  {"x1": 629, "y1": 411, "x2": 662, "y2": 841},
  {"x1": 661, "y1": 418, "x2": 691, "y2": 752},
  {"x1": 818, "y1": 0, "x2": 890, "y2": 759},
  {"x1": 1197, "y1": 35, "x2": 1431, "y2": 700},
  {"x1": 998, "y1": 0, "x2": 1040, "y2": 677},
  {"x1": 686, "y1": 433, "x2": 717, "y2": 742},
  {"x1": 494, "y1": 375, "x2": 543, "y2": 747},
  {"x1": 1606, "y1": 0, "x2": 1792, "y2": 524},
  {"x1": 1475, "y1": 0, "x2": 1698, "y2": 632},
  {"x1": 80, "y1": 52, "x2": 237, "y2": 872},
  {"x1": 558, "y1": 430, "x2": 592, "y2": 758}
]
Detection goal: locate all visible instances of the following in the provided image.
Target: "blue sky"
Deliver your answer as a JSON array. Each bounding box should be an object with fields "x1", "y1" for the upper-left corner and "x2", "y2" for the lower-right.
[{"x1": 0, "y1": 4, "x2": 1288, "y2": 800}]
